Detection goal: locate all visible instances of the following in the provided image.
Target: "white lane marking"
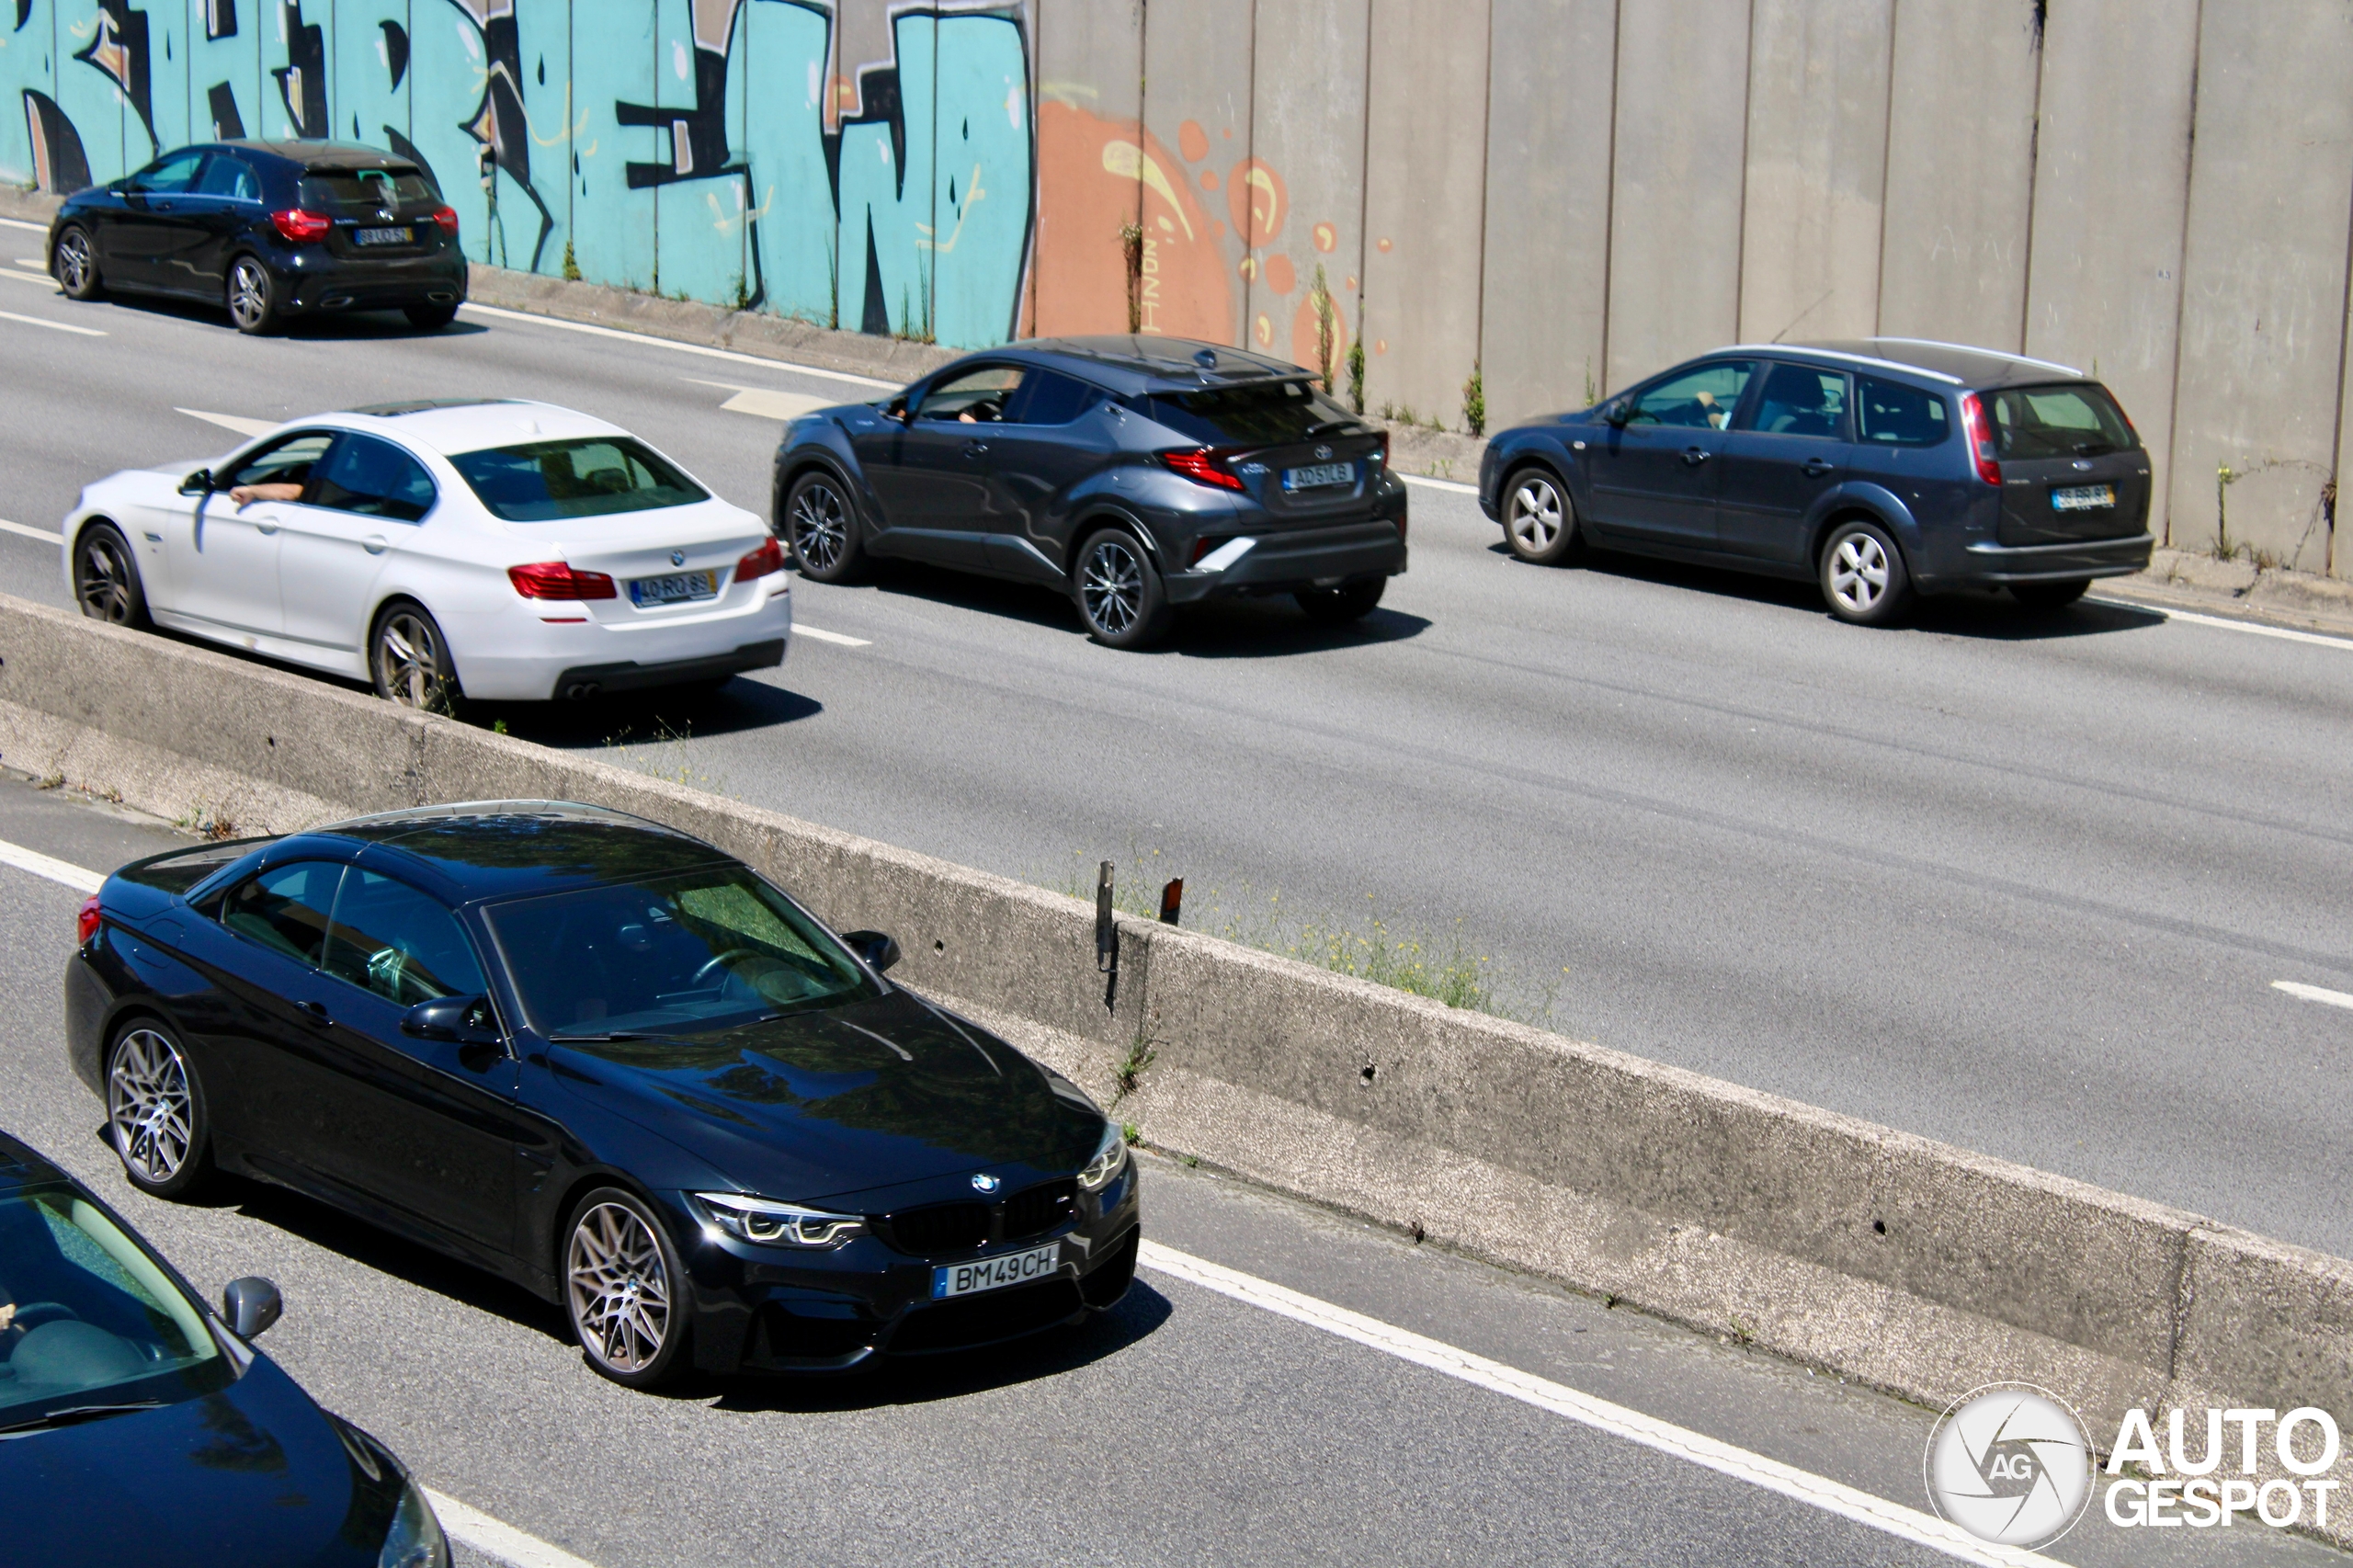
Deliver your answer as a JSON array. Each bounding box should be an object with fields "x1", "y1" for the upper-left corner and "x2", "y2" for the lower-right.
[
  {"x1": 0, "y1": 307, "x2": 103, "y2": 336},
  {"x1": 175, "y1": 406, "x2": 280, "y2": 439},
  {"x1": 2275, "y1": 980, "x2": 2353, "y2": 1011},
  {"x1": 459, "y1": 301, "x2": 896, "y2": 390},
  {"x1": 0, "y1": 217, "x2": 47, "y2": 233},
  {"x1": 1138, "y1": 1241, "x2": 2064, "y2": 1568},
  {"x1": 0, "y1": 267, "x2": 56, "y2": 288},
  {"x1": 0, "y1": 837, "x2": 105, "y2": 894},
  {"x1": 793, "y1": 623, "x2": 870, "y2": 647},
  {"x1": 0, "y1": 518, "x2": 63, "y2": 544},
  {"x1": 13, "y1": 257, "x2": 43, "y2": 267},
  {"x1": 2090, "y1": 598, "x2": 2353, "y2": 651},
  {"x1": 1400, "y1": 472, "x2": 1478, "y2": 495},
  {"x1": 679, "y1": 377, "x2": 834, "y2": 421},
  {"x1": 423, "y1": 1489, "x2": 605, "y2": 1568}
]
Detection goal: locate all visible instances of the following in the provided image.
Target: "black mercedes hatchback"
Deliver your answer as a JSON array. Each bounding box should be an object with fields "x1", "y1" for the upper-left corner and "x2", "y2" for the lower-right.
[
  {"x1": 772, "y1": 335, "x2": 1410, "y2": 647},
  {"x1": 0, "y1": 1128, "x2": 449, "y2": 1567},
  {"x1": 47, "y1": 140, "x2": 469, "y2": 335},
  {"x1": 1478, "y1": 338, "x2": 2154, "y2": 625},
  {"x1": 64, "y1": 802, "x2": 1140, "y2": 1387}
]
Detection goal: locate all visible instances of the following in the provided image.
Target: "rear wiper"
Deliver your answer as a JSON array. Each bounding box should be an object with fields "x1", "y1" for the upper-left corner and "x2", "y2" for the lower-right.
[
  {"x1": 2072, "y1": 441, "x2": 2117, "y2": 457},
  {"x1": 0, "y1": 1401, "x2": 165, "y2": 1437}
]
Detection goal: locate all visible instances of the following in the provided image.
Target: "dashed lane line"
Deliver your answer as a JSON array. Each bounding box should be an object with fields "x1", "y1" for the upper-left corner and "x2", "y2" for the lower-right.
[
  {"x1": 0, "y1": 519, "x2": 63, "y2": 545},
  {"x1": 1139, "y1": 1241, "x2": 2064, "y2": 1568},
  {"x1": 0, "y1": 217, "x2": 45, "y2": 233},
  {"x1": 680, "y1": 376, "x2": 834, "y2": 421},
  {"x1": 0, "y1": 267, "x2": 56, "y2": 288},
  {"x1": 0, "y1": 307, "x2": 102, "y2": 336},
  {"x1": 458, "y1": 301, "x2": 895, "y2": 390},
  {"x1": 176, "y1": 406, "x2": 281, "y2": 439},
  {"x1": 0, "y1": 836, "x2": 103, "y2": 893},
  {"x1": 423, "y1": 1491, "x2": 604, "y2": 1568},
  {"x1": 793, "y1": 623, "x2": 870, "y2": 647},
  {"x1": 2275, "y1": 980, "x2": 2353, "y2": 1011},
  {"x1": 1400, "y1": 472, "x2": 1478, "y2": 495}
]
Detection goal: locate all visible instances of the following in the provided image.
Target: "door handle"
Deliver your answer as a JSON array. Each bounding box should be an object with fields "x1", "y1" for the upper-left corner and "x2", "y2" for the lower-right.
[
  {"x1": 963, "y1": 441, "x2": 989, "y2": 456},
  {"x1": 297, "y1": 1000, "x2": 332, "y2": 1028},
  {"x1": 1802, "y1": 458, "x2": 1834, "y2": 477},
  {"x1": 363, "y1": 536, "x2": 388, "y2": 555},
  {"x1": 1680, "y1": 447, "x2": 1711, "y2": 465},
  {"x1": 254, "y1": 520, "x2": 278, "y2": 535}
]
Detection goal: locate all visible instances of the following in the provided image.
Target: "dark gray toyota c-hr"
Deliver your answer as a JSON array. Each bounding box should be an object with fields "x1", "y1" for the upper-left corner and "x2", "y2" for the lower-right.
[
  {"x1": 771, "y1": 335, "x2": 1409, "y2": 648},
  {"x1": 1478, "y1": 338, "x2": 2154, "y2": 625}
]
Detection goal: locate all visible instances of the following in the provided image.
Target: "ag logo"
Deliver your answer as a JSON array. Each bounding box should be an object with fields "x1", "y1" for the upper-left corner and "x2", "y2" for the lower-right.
[{"x1": 1925, "y1": 1383, "x2": 2093, "y2": 1549}]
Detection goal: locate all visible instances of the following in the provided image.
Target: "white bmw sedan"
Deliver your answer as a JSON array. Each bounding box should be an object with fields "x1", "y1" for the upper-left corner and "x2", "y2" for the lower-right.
[{"x1": 63, "y1": 398, "x2": 791, "y2": 706}]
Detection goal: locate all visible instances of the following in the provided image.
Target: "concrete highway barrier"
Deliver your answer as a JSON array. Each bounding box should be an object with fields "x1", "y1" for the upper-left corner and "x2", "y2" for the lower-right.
[{"x1": 3, "y1": 592, "x2": 2346, "y2": 1540}]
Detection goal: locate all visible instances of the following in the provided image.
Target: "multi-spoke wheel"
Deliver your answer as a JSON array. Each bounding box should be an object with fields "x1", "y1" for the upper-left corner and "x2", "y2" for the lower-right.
[
  {"x1": 227, "y1": 255, "x2": 280, "y2": 335},
  {"x1": 1504, "y1": 467, "x2": 1581, "y2": 564},
  {"x1": 73, "y1": 521, "x2": 150, "y2": 628},
  {"x1": 108, "y1": 1023, "x2": 210, "y2": 1198},
  {"x1": 1820, "y1": 519, "x2": 1911, "y2": 626},
  {"x1": 369, "y1": 601, "x2": 461, "y2": 711},
  {"x1": 53, "y1": 225, "x2": 102, "y2": 301},
  {"x1": 1074, "y1": 526, "x2": 1170, "y2": 649},
  {"x1": 565, "y1": 1190, "x2": 687, "y2": 1387},
  {"x1": 783, "y1": 472, "x2": 864, "y2": 583}
]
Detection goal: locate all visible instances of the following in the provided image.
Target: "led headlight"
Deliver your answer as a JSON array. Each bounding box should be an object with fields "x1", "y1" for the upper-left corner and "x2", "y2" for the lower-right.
[
  {"x1": 380, "y1": 1479, "x2": 449, "y2": 1568},
  {"x1": 693, "y1": 1191, "x2": 866, "y2": 1248},
  {"x1": 1076, "y1": 1120, "x2": 1129, "y2": 1192}
]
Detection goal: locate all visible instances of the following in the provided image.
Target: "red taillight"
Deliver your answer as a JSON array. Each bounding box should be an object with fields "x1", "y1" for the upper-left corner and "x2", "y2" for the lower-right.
[
  {"x1": 430, "y1": 205, "x2": 460, "y2": 236},
  {"x1": 1161, "y1": 446, "x2": 1245, "y2": 491},
  {"x1": 507, "y1": 561, "x2": 618, "y2": 600},
  {"x1": 734, "y1": 538, "x2": 785, "y2": 583},
  {"x1": 1958, "y1": 392, "x2": 2002, "y2": 486},
  {"x1": 1373, "y1": 430, "x2": 1390, "y2": 468},
  {"x1": 269, "y1": 208, "x2": 332, "y2": 244},
  {"x1": 77, "y1": 894, "x2": 101, "y2": 946}
]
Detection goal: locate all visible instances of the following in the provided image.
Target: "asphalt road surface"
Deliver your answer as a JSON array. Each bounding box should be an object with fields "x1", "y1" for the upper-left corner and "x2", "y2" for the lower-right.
[
  {"x1": 0, "y1": 776, "x2": 2336, "y2": 1567},
  {"x1": 4, "y1": 222, "x2": 2351, "y2": 1275}
]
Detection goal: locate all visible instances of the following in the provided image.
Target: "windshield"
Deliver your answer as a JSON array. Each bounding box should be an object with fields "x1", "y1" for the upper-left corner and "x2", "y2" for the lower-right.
[
  {"x1": 1144, "y1": 380, "x2": 1362, "y2": 446},
  {"x1": 0, "y1": 1183, "x2": 229, "y2": 1426},
  {"x1": 484, "y1": 867, "x2": 883, "y2": 1039},
  {"x1": 448, "y1": 437, "x2": 710, "y2": 522},
  {"x1": 1982, "y1": 382, "x2": 2136, "y2": 460}
]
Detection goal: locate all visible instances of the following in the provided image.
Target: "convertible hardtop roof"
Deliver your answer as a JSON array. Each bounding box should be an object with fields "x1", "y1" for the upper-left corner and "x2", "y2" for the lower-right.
[
  {"x1": 0, "y1": 1128, "x2": 70, "y2": 1192},
  {"x1": 284, "y1": 800, "x2": 733, "y2": 902}
]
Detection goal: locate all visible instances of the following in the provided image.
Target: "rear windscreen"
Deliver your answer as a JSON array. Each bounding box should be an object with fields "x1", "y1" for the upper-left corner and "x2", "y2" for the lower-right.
[
  {"x1": 1143, "y1": 380, "x2": 1362, "y2": 446},
  {"x1": 449, "y1": 437, "x2": 710, "y2": 521},
  {"x1": 299, "y1": 167, "x2": 438, "y2": 214},
  {"x1": 1983, "y1": 383, "x2": 2135, "y2": 460},
  {"x1": 116, "y1": 838, "x2": 274, "y2": 895}
]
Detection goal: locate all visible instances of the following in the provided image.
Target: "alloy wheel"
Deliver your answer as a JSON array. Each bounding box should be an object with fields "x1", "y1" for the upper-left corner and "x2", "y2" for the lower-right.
[
  {"x1": 1507, "y1": 475, "x2": 1564, "y2": 553},
  {"x1": 108, "y1": 1029, "x2": 193, "y2": 1186},
  {"x1": 228, "y1": 259, "x2": 270, "y2": 331},
  {"x1": 790, "y1": 482, "x2": 847, "y2": 573},
  {"x1": 1080, "y1": 537, "x2": 1144, "y2": 636},
  {"x1": 75, "y1": 531, "x2": 137, "y2": 622},
  {"x1": 567, "y1": 1202, "x2": 672, "y2": 1374},
  {"x1": 55, "y1": 230, "x2": 92, "y2": 294},
  {"x1": 1827, "y1": 532, "x2": 1892, "y2": 615},
  {"x1": 374, "y1": 609, "x2": 450, "y2": 710}
]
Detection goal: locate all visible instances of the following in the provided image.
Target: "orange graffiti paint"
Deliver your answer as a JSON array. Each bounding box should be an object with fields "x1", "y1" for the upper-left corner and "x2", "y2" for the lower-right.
[
  {"x1": 1199, "y1": 168, "x2": 1218, "y2": 191},
  {"x1": 1031, "y1": 101, "x2": 1233, "y2": 342},
  {"x1": 1312, "y1": 222, "x2": 1336, "y2": 254},
  {"x1": 1291, "y1": 291, "x2": 1349, "y2": 384},
  {"x1": 1376, "y1": 237, "x2": 1392, "y2": 252},
  {"x1": 1254, "y1": 312, "x2": 1273, "y2": 348},
  {"x1": 1264, "y1": 253, "x2": 1294, "y2": 294},
  {"x1": 1227, "y1": 158, "x2": 1287, "y2": 247},
  {"x1": 1178, "y1": 119, "x2": 1209, "y2": 163}
]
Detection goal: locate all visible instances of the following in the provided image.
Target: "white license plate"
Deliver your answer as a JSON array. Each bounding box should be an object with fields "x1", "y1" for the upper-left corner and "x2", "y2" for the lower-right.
[
  {"x1": 628, "y1": 570, "x2": 717, "y2": 606},
  {"x1": 354, "y1": 226, "x2": 413, "y2": 246},
  {"x1": 1283, "y1": 461, "x2": 1353, "y2": 491},
  {"x1": 931, "y1": 1241, "x2": 1061, "y2": 1300},
  {"x1": 2051, "y1": 483, "x2": 2116, "y2": 512}
]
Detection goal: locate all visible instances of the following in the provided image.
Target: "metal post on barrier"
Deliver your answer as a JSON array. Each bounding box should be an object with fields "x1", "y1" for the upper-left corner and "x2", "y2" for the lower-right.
[
  {"x1": 1096, "y1": 860, "x2": 1119, "y2": 1011},
  {"x1": 1159, "y1": 878, "x2": 1184, "y2": 926}
]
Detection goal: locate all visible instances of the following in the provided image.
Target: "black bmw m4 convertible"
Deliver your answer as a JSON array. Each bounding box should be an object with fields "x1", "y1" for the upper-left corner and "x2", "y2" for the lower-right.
[{"x1": 64, "y1": 802, "x2": 1140, "y2": 1387}]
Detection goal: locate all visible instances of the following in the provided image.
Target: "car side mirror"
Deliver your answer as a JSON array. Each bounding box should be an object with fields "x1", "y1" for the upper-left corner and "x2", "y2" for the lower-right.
[
  {"x1": 222, "y1": 1276, "x2": 281, "y2": 1338},
  {"x1": 886, "y1": 398, "x2": 912, "y2": 424},
  {"x1": 1604, "y1": 403, "x2": 1631, "y2": 427},
  {"x1": 401, "y1": 994, "x2": 501, "y2": 1046},
  {"x1": 178, "y1": 468, "x2": 214, "y2": 496},
  {"x1": 842, "y1": 929, "x2": 901, "y2": 972}
]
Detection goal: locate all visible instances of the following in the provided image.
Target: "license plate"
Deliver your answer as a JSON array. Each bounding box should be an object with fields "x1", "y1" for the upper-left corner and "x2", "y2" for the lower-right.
[
  {"x1": 627, "y1": 570, "x2": 717, "y2": 607},
  {"x1": 932, "y1": 1241, "x2": 1061, "y2": 1300},
  {"x1": 354, "y1": 226, "x2": 413, "y2": 246},
  {"x1": 1283, "y1": 461, "x2": 1353, "y2": 492},
  {"x1": 2051, "y1": 483, "x2": 2116, "y2": 512}
]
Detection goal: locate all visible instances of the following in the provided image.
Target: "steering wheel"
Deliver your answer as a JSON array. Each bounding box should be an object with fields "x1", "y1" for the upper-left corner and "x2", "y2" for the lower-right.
[
  {"x1": 689, "y1": 949, "x2": 760, "y2": 989},
  {"x1": 6, "y1": 1302, "x2": 74, "y2": 1332}
]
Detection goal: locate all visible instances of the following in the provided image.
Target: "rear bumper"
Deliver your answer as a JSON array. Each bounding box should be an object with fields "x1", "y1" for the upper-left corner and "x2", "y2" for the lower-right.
[
  {"x1": 1163, "y1": 523, "x2": 1408, "y2": 605},
  {"x1": 551, "y1": 638, "x2": 784, "y2": 699},
  {"x1": 1950, "y1": 533, "x2": 2154, "y2": 585},
  {"x1": 274, "y1": 250, "x2": 470, "y2": 314}
]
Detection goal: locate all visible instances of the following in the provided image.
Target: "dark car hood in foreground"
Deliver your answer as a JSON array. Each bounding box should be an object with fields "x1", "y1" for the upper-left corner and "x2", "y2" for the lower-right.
[
  {"x1": 549, "y1": 990, "x2": 1104, "y2": 1202},
  {"x1": 0, "y1": 1355, "x2": 399, "y2": 1568}
]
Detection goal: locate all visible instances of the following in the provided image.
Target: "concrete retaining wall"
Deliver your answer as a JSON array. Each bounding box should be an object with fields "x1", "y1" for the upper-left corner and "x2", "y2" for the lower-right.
[{"x1": 5, "y1": 592, "x2": 2351, "y2": 1532}]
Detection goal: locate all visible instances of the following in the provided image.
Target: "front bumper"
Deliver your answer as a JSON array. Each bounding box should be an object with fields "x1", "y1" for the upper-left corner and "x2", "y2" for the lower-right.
[
  {"x1": 1164, "y1": 521, "x2": 1408, "y2": 605},
  {"x1": 1949, "y1": 533, "x2": 2154, "y2": 586},
  {"x1": 679, "y1": 1165, "x2": 1143, "y2": 1375}
]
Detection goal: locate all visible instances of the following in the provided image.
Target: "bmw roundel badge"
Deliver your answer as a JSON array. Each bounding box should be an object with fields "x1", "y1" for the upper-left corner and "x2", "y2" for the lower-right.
[
  {"x1": 670, "y1": 550, "x2": 687, "y2": 566},
  {"x1": 971, "y1": 1173, "x2": 1002, "y2": 1194}
]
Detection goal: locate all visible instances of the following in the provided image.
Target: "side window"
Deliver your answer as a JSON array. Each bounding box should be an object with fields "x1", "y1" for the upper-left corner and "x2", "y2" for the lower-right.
[
  {"x1": 221, "y1": 861, "x2": 345, "y2": 966},
  {"x1": 1744, "y1": 364, "x2": 1848, "y2": 439},
  {"x1": 221, "y1": 431, "x2": 336, "y2": 494},
  {"x1": 194, "y1": 154, "x2": 260, "y2": 202},
  {"x1": 916, "y1": 366, "x2": 1026, "y2": 423},
  {"x1": 312, "y1": 434, "x2": 438, "y2": 522},
  {"x1": 323, "y1": 869, "x2": 487, "y2": 1006},
  {"x1": 1629, "y1": 361, "x2": 1755, "y2": 430},
  {"x1": 130, "y1": 151, "x2": 207, "y2": 194},
  {"x1": 1856, "y1": 378, "x2": 1950, "y2": 447},
  {"x1": 1005, "y1": 369, "x2": 1105, "y2": 426}
]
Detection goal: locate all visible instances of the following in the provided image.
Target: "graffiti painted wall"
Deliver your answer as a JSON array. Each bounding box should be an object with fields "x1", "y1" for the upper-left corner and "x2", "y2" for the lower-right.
[{"x1": 9, "y1": 0, "x2": 2352, "y2": 574}]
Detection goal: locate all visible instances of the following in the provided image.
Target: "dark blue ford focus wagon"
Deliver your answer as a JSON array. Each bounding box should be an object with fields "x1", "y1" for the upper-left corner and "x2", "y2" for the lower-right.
[{"x1": 1477, "y1": 338, "x2": 2154, "y2": 624}]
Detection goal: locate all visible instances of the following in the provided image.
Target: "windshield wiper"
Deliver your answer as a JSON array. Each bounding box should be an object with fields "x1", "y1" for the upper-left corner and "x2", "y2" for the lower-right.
[
  {"x1": 0, "y1": 1401, "x2": 166, "y2": 1436},
  {"x1": 549, "y1": 1029, "x2": 697, "y2": 1045}
]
